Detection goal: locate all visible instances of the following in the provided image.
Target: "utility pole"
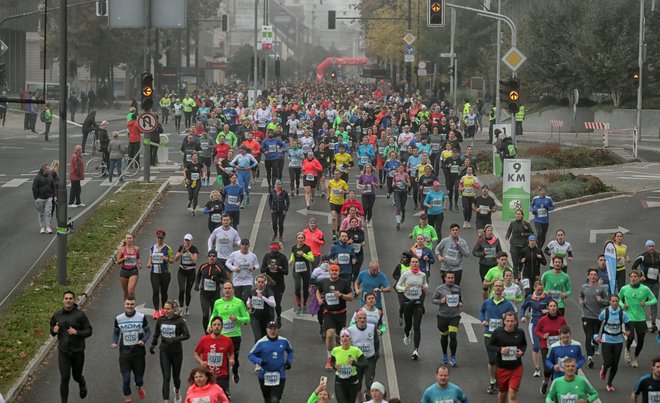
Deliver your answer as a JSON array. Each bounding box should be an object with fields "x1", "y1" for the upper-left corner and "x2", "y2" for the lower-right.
[
  {"x1": 253, "y1": 0, "x2": 259, "y2": 107},
  {"x1": 264, "y1": 0, "x2": 269, "y2": 91},
  {"x1": 57, "y1": 0, "x2": 68, "y2": 285},
  {"x1": 636, "y1": 0, "x2": 644, "y2": 142},
  {"x1": 495, "y1": 0, "x2": 501, "y2": 123},
  {"x1": 407, "y1": 0, "x2": 412, "y2": 90},
  {"x1": 143, "y1": 0, "x2": 152, "y2": 182}
]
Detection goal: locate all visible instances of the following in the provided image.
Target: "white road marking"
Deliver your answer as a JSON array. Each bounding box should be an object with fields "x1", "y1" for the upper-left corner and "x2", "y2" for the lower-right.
[
  {"x1": 1, "y1": 178, "x2": 29, "y2": 187},
  {"x1": 366, "y1": 222, "x2": 399, "y2": 397},
  {"x1": 249, "y1": 193, "x2": 268, "y2": 248}
]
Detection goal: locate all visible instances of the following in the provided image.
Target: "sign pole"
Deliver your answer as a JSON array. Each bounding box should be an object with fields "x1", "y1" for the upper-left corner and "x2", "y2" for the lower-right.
[
  {"x1": 143, "y1": 0, "x2": 152, "y2": 183},
  {"x1": 57, "y1": 0, "x2": 68, "y2": 285}
]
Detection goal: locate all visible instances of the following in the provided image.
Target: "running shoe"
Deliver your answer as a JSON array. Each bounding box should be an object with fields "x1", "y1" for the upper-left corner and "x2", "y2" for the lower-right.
[
  {"x1": 46, "y1": 227, "x2": 53, "y2": 234},
  {"x1": 599, "y1": 366, "x2": 605, "y2": 380},
  {"x1": 450, "y1": 356, "x2": 458, "y2": 367},
  {"x1": 79, "y1": 382, "x2": 88, "y2": 399},
  {"x1": 594, "y1": 344, "x2": 600, "y2": 356},
  {"x1": 398, "y1": 317, "x2": 403, "y2": 327},
  {"x1": 403, "y1": 334, "x2": 411, "y2": 346},
  {"x1": 631, "y1": 357, "x2": 639, "y2": 368},
  {"x1": 441, "y1": 354, "x2": 448, "y2": 364},
  {"x1": 153, "y1": 310, "x2": 160, "y2": 319},
  {"x1": 587, "y1": 356, "x2": 594, "y2": 369},
  {"x1": 396, "y1": 223, "x2": 400, "y2": 231},
  {"x1": 184, "y1": 306, "x2": 189, "y2": 316},
  {"x1": 624, "y1": 348, "x2": 630, "y2": 363},
  {"x1": 486, "y1": 383, "x2": 498, "y2": 394},
  {"x1": 40, "y1": 227, "x2": 46, "y2": 234},
  {"x1": 137, "y1": 386, "x2": 146, "y2": 399},
  {"x1": 411, "y1": 349, "x2": 419, "y2": 360},
  {"x1": 173, "y1": 389, "x2": 182, "y2": 403},
  {"x1": 606, "y1": 384, "x2": 615, "y2": 392},
  {"x1": 325, "y1": 357, "x2": 332, "y2": 370},
  {"x1": 651, "y1": 325, "x2": 658, "y2": 333},
  {"x1": 233, "y1": 373, "x2": 240, "y2": 384},
  {"x1": 540, "y1": 380, "x2": 548, "y2": 395},
  {"x1": 533, "y1": 368, "x2": 541, "y2": 377}
]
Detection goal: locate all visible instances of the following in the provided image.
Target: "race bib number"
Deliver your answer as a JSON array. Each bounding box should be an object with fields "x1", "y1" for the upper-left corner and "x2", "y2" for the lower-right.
[
  {"x1": 560, "y1": 394, "x2": 578, "y2": 403},
  {"x1": 502, "y1": 346, "x2": 517, "y2": 361},
  {"x1": 378, "y1": 146, "x2": 386, "y2": 156},
  {"x1": 186, "y1": 154, "x2": 193, "y2": 162},
  {"x1": 548, "y1": 335, "x2": 560, "y2": 346},
  {"x1": 268, "y1": 144, "x2": 277, "y2": 153},
  {"x1": 360, "y1": 156, "x2": 369, "y2": 164},
  {"x1": 484, "y1": 247, "x2": 496, "y2": 258},
  {"x1": 604, "y1": 323, "x2": 621, "y2": 335},
  {"x1": 325, "y1": 293, "x2": 339, "y2": 305},
  {"x1": 450, "y1": 165, "x2": 459, "y2": 173},
  {"x1": 332, "y1": 188, "x2": 343, "y2": 196},
  {"x1": 161, "y1": 324, "x2": 176, "y2": 339},
  {"x1": 362, "y1": 184, "x2": 371, "y2": 194},
  {"x1": 251, "y1": 296, "x2": 264, "y2": 310},
  {"x1": 222, "y1": 320, "x2": 236, "y2": 333},
  {"x1": 445, "y1": 248, "x2": 459, "y2": 261},
  {"x1": 306, "y1": 174, "x2": 315, "y2": 181},
  {"x1": 207, "y1": 352, "x2": 223, "y2": 367},
  {"x1": 191, "y1": 172, "x2": 200, "y2": 181},
  {"x1": 122, "y1": 331, "x2": 139, "y2": 346},
  {"x1": 647, "y1": 391, "x2": 660, "y2": 402},
  {"x1": 433, "y1": 198, "x2": 443, "y2": 206},
  {"x1": 152, "y1": 252, "x2": 164, "y2": 264},
  {"x1": 431, "y1": 143, "x2": 440, "y2": 151},
  {"x1": 295, "y1": 261, "x2": 307, "y2": 273},
  {"x1": 489, "y1": 319, "x2": 503, "y2": 332},
  {"x1": 648, "y1": 267, "x2": 659, "y2": 280},
  {"x1": 446, "y1": 294, "x2": 460, "y2": 307},
  {"x1": 302, "y1": 146, "x2": 312, "y2": 154},
  {"x1": 422, "y1": 186, "x2": 431, "y2": 195},
  {"x1": 290, "y1": 159, "x2": 301, "y2": 168},
  {"x1": 201, "y1": 142, "x2": 209, "y2": 150},
  {"x1": 124, "y1": 256, "x2": 136, "y2": 266},
  {"x1": 396, "y1": 180, "x2": 406, "y2": 190},
  {"x1": 219, "y1": 237, "x2": 231, "y2": 246},
  {"x1": 264, "y1": 371, "x2": 281, "y2": 386},
  {"x1": 464, "y1": 187, "x2": 474, "y2": 196},
  {"x1": 405, "y1": 286, "x2": 422, "y2": 300},
  {"x1": 192, "y1": 397, "x2": 211, "y2": 403},
  {"x1": 521, "y1": 278, "x2": 531, "y2": 289},
  {"x1": 550, "y1": 291, "x2": 562, "y2": 301},
  {"x1": 227, "y1": 195, "x2": 239, "y2": 205},
  {"x1": 338, "y1": 365, "x2": 353, "y2": 379},
  {"x1": 182, "y1": 253, "x2": 193, "y2": 265},
  {"x1": 211, "y1": 213, "x2": 222, "y2": 223},
  {"x1": 355, "y1": 342, "x2": 372, "y2": 355},
  {"x1": 352, "y1": 243, "x2": 362, "y2": 253},
  {"x1": 203, "y1": 278, "x2": 217, "y2": 291},
  {"x1": 537, "y1": 207, "x2": 547, "y2": 218},
  {"x1": 479, "y1": 205, "x2": 490, "y2": 215},
  {"x1": 225, "y1": 166, "x2": 234, "y2": 174},
  {"x1": 338, "y1": 253, "x2": 350, "y2": 265}
]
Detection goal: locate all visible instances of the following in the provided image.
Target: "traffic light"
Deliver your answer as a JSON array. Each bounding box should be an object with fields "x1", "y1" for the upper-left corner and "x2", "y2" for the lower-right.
[
  {"x1": 499, "y1": 78, "x2": 520, "y2": 113},
  {"x1": 328, "y1": 11, "x2": 336, "y2": 30},
  {"x1": 275, "y1": 58, "x2": 281, "y2": 78},
  {"x1": 330, "y1": 71, "x2": 337, "y2": 80},
  {"x1": 632, "y1": 70, "x2": 640, "y2": 87},
  {"x1": 141, "y1": 72, "x2": 154, "y2": 111},
  {"x1": 447, "y1": 65, "x2": 454, "y2": 76},
  {"x1": 427, "y1": 0, "x2": 445, "y2": 27},
  {"x1": 96, "y1": 0, "x2": 108, "y2": 17},
  {"x1": 222, "y1": 14, "x2": 228, "y2": 32}
]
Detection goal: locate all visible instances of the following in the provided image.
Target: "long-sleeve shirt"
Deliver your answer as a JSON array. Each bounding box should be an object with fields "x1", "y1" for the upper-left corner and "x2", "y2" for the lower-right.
[
  {"x1": 579, "y1": 283, "x2": 609, "y2": 319},
  {"x1": 505, "y1": 219, "x2": 535, "y2": 248},
  {"x1": 50, "y1": 305, "x2": 93, "y2": 354},
  {"x1": 209, "y1": 297, "x2": 250, "y2": 337},
  {"x1": 395, "y1": 270, "x2": 428, "y2": 301},
  {"x1": 431, "y1": 283, "x2": 462, "y2": 318},
  {"x1": 480, "y1": 298, "x2": 515, "y2": 337},
  {"x1": 248, "y1": 336, "x2": 294, "y2": 380},
  {"x1": 151, "y1": 314, "x2": 190, "y2": 353},
  {"x1": 535, "y1": 314, "x2": 568, "y2": 350},
  {"x1": 434, "y1": 236, "x2": 470, "y2": 272},
  {"x1": 546, "y1": 340, "x2": 585, "y2": 379},
  {"x1": 530, "y1": 195, "x2": 555, "y2": 224},
  {"x1": 225, "y1": 251, "x2": 260, "y2": 287}
]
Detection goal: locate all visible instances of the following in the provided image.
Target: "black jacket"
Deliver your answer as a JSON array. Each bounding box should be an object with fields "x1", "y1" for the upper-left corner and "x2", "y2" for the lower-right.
[
  {"x1": 268, "y1": 189, "x2": 290, "y2": 212},
  {"x1": 151, "y1": 314, "x2": 190, "y2": 353},
  {"x1": 98, "y1": 128, "x2": 110, "y2": 151},
  {"x1": 82, "y1": 113, "x2": 96, "y2": 134},
  {"x1": 50, "y1": 304, "x2": 93, "y2": 354},
  {"x1": 261, "y1": 251, "x2": 289, "y2": 287},
  {"x1": 506, "y1": 220, "x2": 535, "y2": 248},
  {"x1": 520, "y1": 245, "x2": 547, "y2": 282},
  {"x1": 33, "y1": 170, "x2": 55, "y2": 199}
]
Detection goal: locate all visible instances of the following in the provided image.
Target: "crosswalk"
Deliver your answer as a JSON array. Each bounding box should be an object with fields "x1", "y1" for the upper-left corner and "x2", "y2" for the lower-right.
[{"x1": 0, "y1": 175, "x2": 159, "y2": 189}]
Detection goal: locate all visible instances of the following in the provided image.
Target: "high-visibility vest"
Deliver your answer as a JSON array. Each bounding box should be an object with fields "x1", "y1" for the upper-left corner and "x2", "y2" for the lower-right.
[{"x1": 515, "y1": 106, "x2": 525, "y2": 122}]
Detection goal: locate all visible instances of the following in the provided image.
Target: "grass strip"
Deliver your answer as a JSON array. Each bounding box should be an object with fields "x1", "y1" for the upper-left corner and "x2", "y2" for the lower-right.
[{"x1": 0, "y1": 182, "x2": 161, "y2": 394}]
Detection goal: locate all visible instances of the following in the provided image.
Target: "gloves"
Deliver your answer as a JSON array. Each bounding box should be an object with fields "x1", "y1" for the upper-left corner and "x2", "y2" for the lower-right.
[
  {"x1": 194, "y1": 286, "x2": 200, "y2": 292},
  {"x1": 260, "y1": 359, "x2": 269, "y2": 367},
  {"x1": 285, "y1": 362, "x2": 291, "y2": 370},
  {"x1": 149, "y1": 346, "x2": 156, "y2": 354}
]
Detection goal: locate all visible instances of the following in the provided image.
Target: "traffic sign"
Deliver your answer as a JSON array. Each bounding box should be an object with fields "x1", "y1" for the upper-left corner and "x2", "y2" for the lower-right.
[
  {"x1": 0, "y1": 40, "x2": 7, "y2": 56},
  {"x1": 404, "y1": 54, "x2": 414, "y2": 63},
  {"x1": 404, "y1": 45, "x2": 414, "y2": 55},
  {"x1": 418, "y1": 68, "x2": 427, "y2": 76},
  {"x1": 138, "y1": 112, "x2": 158, "y2": 132},
  {"x1": 403, "y1": 32, "x2": 416, "y2": 45},
  {"x1": 262, "y1": 25, "x2": 273, "y2": 50},
  {"x1": 502, "y1": 47, "x2": 526, "y2": 72},
  {"x1": 440, "y1": 52, "x2": 455, "y2": 58}
]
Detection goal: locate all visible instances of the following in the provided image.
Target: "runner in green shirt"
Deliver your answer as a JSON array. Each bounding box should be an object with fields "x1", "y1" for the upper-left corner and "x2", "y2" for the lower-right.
[
  {"x1": 546, "y1": 357, "x2": 598, "y2": 403},
  {"x1": 410, "y1": 215, "x2": 439, "y2": 248},
  {"x1": 542, "y1": 256, "x2": 572, "y2": 315},
  {"x1": 619, "y1": 270, "x2": 657, "y2": 367},
  {"x1": 483, "y1": 252, "x2": 509, "y2": 297}
]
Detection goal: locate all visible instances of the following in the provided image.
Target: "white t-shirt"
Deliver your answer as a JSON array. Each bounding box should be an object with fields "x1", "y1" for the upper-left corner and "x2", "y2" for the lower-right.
[{"x1": 225, "y1": 250, "x2": 260, "y2": 287}]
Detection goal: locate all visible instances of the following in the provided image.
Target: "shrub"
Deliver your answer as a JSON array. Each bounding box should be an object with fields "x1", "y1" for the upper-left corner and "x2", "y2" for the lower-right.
[
  {"x1": 530, "y1": 156, "x2": 556, "y2": 171},
  {"x1": 547, "y1": 179, "x2": 589, "y2": 201}
]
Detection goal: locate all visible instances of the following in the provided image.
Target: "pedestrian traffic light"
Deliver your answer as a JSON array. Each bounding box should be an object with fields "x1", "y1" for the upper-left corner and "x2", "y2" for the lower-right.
[
  {"x1": 632, "y1": 70, "x2": 640, "y2": 87},
  {"x1": 328, "y1": 11, "x2": 336, "y2": 30},
  {"x1": 141, "y1": 72, "x2": 154, "y2": 111},
  {"x1": 275, "y1": 58, "x2": 281, "y2": 78},
  {"x1": 427, "y1": 0, "x2": 445, "y2": 27},
  {"x1": 221, "y1": 14, "x2": 228, "y2": 32},
  {"x1": 499, "y1": 78, "x2": 520, "y2": 114},
  {"x1": 96, "y1": 0, "x2": 108, "y2": 17}
]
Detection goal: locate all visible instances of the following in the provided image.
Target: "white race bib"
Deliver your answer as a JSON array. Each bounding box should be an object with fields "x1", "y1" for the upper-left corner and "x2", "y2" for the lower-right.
[
  {"x1": 489, "y1": 319, "x2": 503, "y2": 332},
  {"x1": 548, "y1": 335, "x2": 560, "y2": 346},
  {"x1": 450, "y1": 165, "x2": 459, "y2": 173},
  {"x1": 325, "y1": 293, "x2": 339, "y2": 305},
  {"x1": 648, "y1": 267, "x2": 659, "y2": 280},
  {"x1": 355, "y1": 342, "x2": 372, "y2": 356},
  {"x1": 124, "y1": 256, "x2": 137, "y2": 266},
  {"x1": 264, "y1": 371, "x2": 281, "y2": 386},
  {"x1": 446, "y1": 294, "x2": 459, "y2": 307},
  {"x1": 222, "y1": 320, "x2": 236, "y2": 333},
  {"x1": 152, "y1": 252, "x2": 164, "y2": 264},
  {"x1": 360, "y1": 156, "x2": 369, "y2": 164},
  {"x1": 445, "y1": 248, "x2": 459, "y2": 261},
  {"x1": 294, "y1": 261, "x2": 307, "y2": 273},
  {"x1": 362, "y1": 183, "x2": 372, "y2": 194},
  {"x1": 122, "y1": 330, "x2": 139, "y2": 346},
  {"x1": 502, "y1": 346, "x2": 517, "y2": 361},
  {"x1": 338, "y1": 365, "x2": 353, "y2": 379},
  {"x1": 338, "y1": 253, "x2": 350, "y2": 265},
  {"x1": 227, "y1": 195, "x2": 239, "y2": 205},
  {"x1": 251, "y1": 296, "x2": 264, "y2": 310},
  {"x1": 268, "y1": 144, "x2": 277, "y2": 153},
  {"x1": 191, "y1": 172, "x2": 200, "y2": 181},
  {"x1": 203, "y1": 278, "x2": 217, "y2": 291},
  {"x1": 484, "y1": 247, "x2": 496, "y2": 258},
  {"x1": 186, "y1": 154, "x2": 193, "y2": 162},
  {"x1": 161, "y1": 324, "x2": 176, "y2": 339},
  {"x1": 560, "y1": 394, "x2": 578, "y2": 403},
  {"x1": 352, "y1": 243, "x2": 361, "y2": 253},
  {"x1": 522, "y1": 278, "x2": 531, "y2": 289},
  {"x1": 208, "y1": 352, "x2": 223, "y2": 367},
  {"x1": 211, "y1": 213, "x2": 222, "y2": 223},
  {"x1": 306, "y1": 174, "x2": 315, "y2": 181},
  {"x1": 537, "y1": 207, "x2": 547, "y2": 218},
  {"x1": 647, "y1": 391, "x2": 660, "y2": 402},
  {"x1": 405, "y1": 286, "x2": 422, "y2": 300},
  {"x1": 181, "y1": 253, "x2": 193, "y2": 265},
  {"x1": 431, "y1": 143, "x2": 440, "y2": 151},
  {"x1": 332, "y1": 187, "x2": 343, "y2": 196}
]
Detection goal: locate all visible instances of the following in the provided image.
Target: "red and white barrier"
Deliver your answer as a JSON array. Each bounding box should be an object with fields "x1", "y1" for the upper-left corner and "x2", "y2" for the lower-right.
[
  {"x1": 584, "y1": 122, "x2": 610, "y2": 147},
  {"x1": 550, "y1": 120, "x2": 564, "y2": 128}
]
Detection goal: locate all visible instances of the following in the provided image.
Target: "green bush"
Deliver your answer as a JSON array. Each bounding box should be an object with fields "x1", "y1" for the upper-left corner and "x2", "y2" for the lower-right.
[
  {"x1": 555, "y1": 147, "x2": 625, "y2": 168},
  {"x1": 547, "y1": 179, "x2": 589, "y2": 201},
  {"x1": 530, "y1": 156, "x2": 556, "y2": 171}
]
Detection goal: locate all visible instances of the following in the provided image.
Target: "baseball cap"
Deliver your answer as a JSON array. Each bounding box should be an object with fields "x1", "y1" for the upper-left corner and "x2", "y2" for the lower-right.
[
  {"x1": 647, "y1": 240, "x2": 656, "y2": 247},
  {"x1": 266, "y1": 321, "x2": 279, "y2": 328},
  {"x1": 156, "y1": 229, "x2": 166, "y2": 237},
  {"x1": 433, "y1": 180, "x2": 441, "y2": 186},
  {"x1": 329, "y1": 264, "x2": 340, "y2": 272},
  {"x1": 528, "y1": 235, "x2": 537, "y2": 241},
  {"x1": 208, "y1": 250, "x2": 218, "y2": 257},
  {"x1": 240, "y1": 238, "x2": 250, "y2": 245},
  {"x1": 370, "y1": 381, "x2": 386, "y2": 394},
  {"x1": 184, "y1": 233, "x2": 193, "y2": 241}
]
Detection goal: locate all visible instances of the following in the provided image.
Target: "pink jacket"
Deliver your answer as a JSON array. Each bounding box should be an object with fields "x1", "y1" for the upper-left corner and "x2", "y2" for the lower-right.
[{"x1": 185, "y1": 383, "x2": 229, "y2": 403}]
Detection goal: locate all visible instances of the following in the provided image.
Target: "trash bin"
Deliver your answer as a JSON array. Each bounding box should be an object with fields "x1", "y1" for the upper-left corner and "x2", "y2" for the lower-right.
[{"x1": 158, "y1": 134, "x2": 170, "y2": 163}]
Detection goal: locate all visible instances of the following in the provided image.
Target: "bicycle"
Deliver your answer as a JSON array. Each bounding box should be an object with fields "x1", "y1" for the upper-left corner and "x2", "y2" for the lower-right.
[{"x1": 86, "y1": 153, "x2": 140, "y2": 179}]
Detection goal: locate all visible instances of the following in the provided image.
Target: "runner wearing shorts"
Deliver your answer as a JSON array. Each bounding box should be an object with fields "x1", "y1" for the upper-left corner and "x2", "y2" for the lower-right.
[{"x1": 488, "y1": 311, "x2": 527, "y2": 403}]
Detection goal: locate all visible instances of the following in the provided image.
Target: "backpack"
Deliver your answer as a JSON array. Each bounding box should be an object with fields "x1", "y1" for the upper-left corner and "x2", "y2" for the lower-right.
[
  {"x1": 40, "y1": 110, "x2": 46, "y2": 122},
  {"x1": 599, "y1": 308, "x2": 624, "y2": 338}
]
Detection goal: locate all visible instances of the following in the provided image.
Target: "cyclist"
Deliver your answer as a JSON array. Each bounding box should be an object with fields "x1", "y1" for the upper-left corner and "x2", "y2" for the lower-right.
[
  {"x1": 149, "y1": 300, "x2": 190, "y2": 403},
  {"x1": 194, "y1": 251, "x2": 230, "y2": 332},
  {"x1": 112, "y1": 296, "x2": 151, "y2": 403},
  {"x1": 432, "y1": 271, "x2": 462, "y2": 367},
  {"x1": 174, "y1": 234, "x2": 199, "y2": 315},
  {"x1": 148, "y1": 230, "x2": 175, "y2": 319}
]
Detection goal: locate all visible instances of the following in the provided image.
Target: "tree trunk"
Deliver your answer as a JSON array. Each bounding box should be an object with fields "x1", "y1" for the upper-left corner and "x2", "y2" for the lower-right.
[{"x1": 611, "y1": 90, "x2": 622, "y2": 108}]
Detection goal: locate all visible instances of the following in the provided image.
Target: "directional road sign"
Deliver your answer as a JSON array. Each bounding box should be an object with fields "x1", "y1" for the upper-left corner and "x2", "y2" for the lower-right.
[
  {"x1": 404, "y1": 45, "x2": 414, "y2": 55},
  {"x1": 0, "y1": 40, "x2": 8, "y2": 56},
  {"x1": 138, "y1": 112, "x2": 158, "y2": 132}
]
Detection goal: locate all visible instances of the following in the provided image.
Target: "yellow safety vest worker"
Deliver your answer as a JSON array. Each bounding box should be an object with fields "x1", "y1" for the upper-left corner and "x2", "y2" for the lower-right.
[{"x1": 515, "y1": 105, "x2": 525, "y2": 122}]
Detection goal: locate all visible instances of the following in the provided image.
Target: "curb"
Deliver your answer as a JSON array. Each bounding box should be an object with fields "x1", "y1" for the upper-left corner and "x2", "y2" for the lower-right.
[
  {"x1": 5, "y1": 181, "x2": 169, "y2": 403},
  {"x1": 554, "y1": 191, "x2": 631, "y2": 208}
]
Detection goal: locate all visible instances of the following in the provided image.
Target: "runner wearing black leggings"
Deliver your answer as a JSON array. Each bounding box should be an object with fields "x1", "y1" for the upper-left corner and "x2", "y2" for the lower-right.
[
  {"x1": 175, "y1": 235, "x2": 199, "y2": 315},
  {"x1": 150, "y1": 300, "x2": 190, "y2": 403},
  {"x1": 596, "y1": 295, "x2": 630, "y2": 391},
  {"x1": 148, "y1": 230, "x2": 175, "y2": 319},
  {"x1": 290, "y1": 233, "x2": 314, "y2": 314},
  {"x1": 442, "y1": 150, "x2": 461, "y2": 211}
]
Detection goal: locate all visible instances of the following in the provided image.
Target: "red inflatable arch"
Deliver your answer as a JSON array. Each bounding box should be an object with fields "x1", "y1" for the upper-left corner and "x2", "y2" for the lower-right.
[{"x1": 315, "y1": 57, "x2": 369, "y2": 81}]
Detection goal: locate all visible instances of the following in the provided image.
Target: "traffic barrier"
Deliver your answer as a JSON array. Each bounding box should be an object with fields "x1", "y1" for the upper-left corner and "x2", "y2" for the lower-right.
[{"x1": 583, "y1": 122, "x2": 610, "y2": 147}]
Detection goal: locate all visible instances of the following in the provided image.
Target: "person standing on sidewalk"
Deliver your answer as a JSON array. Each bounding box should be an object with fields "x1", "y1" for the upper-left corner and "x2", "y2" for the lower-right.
[
  {"x1": 41, "y1": 103, "x2": 53, "y2": 139},
  {"x1": 50, "y1": 290, "x2": 92, "y2": 403},
  {"x1": 631, "y1": 240, "x2": 660, "y2": 333},
  {"x1": 68, "y1": 145, "x2": 85, "y2": 208},
  {"x1": 127, "y1": 113, "x2": 141, "y2": 166},
  {"x1": 33, "y1": 164, "x2": 55, "y2": 234}
]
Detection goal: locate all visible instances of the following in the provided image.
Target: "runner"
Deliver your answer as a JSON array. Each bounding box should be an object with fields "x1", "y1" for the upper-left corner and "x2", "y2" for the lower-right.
[
  {"x1": 327, "y1": 169, "x2": 349, "y2": 240},
  {"x1": 422, "y1": 181, "x2": 447, "y2": 238},
  {"x1": 303, "y1": 217, "x2": 325, "y2": 268},
  {"x1": 329, "y1": 231, "x2": 357, "y2": 283},
  {"x1": 383, "y1": 151, "x2": 401, "y2": 200},
  {"x1": 222, "y1": 174, "x2": 244, "y2": 228},
  {"x1": 333, "y1": 144, "x2": 353, "y2": 183},
  {"x1": 472, "y1": 184, "x2": 497, "y2": 231},
  {"x1": 519, "y1": 235, "x2": 547, "y2": 296},
  {"x1": 545, "y1": 325, "x2": 585, "y2": 380},
  {"x1": 316, "y1": 264, "x2": 353, "y2": 369},
  {"x1": 620, "y1": 270, "x2": 657, "y2": 368},
  {"x1": 246, "y1": 274, "x2": 276, "y2": 341},
  {"x1": 392, "y1": 164, "x2": 411, "y2": 231},
  {"x1": 535, "y1": 299, "x2": 568, "y2": 395},
  {"x1": 248, "y1": 321, "x2": 295, "y2": 402},
  {"x1": 229, "y1": 145, "x2": 258, "y2": 208},
  {"x1": 209, "y1": 282, "x2": 250, "y2": 384},
  {"x1": 290, "y1": 232, "x2": 314, "y2": 314},
  {"x1": 410, "y1": 214, "x2": 439, "y2": 250},
  {"x1": 458, "y1": 166, "x2": 480, "y2": 229},
  {"x1": 148, "y1": 230, "x2": 175, "y2": 319},
  {"x1": 302, "y1": 152, "x2": 324, "y2": 210},
  {"x1": 631, "y1": 355, "x2": 660, "y2": 403},
  {"x1": 193, "y1": 317, "x2": 235, "y2": 398},
  {"x1": 545, "y1": 358, "x2": 598, "y2": 403},
  {"x1": 183, "y1": 367, "x2": 229, "y2": 403},
  {"x1": 50, "y1": 290, "x2": 92, "y2": 403},
  {"x1": 530, "y1": 185, "x2": 555, "y2": 247},
  {"x1": 441, "y1": 148, "x2": 461, "y2": 211},
  {"x1": 505, "y1": 209, "x2": 535, "y2": 279},
  {"x1": 579, "y1": 268, "x2": 609, "y2": 368},
  {"x1": 115, "y1": 233, "x2": 142, "y2": 300},
  {"x1": 631, "y1": 240, "x2": 660, "y2": 333},
  {"x1": 483, "y1": 252, "x2": 510, "y2": 298},
  {"x1": 432, "y1": 271, "x2": 463, "y2": 367},
  {"x1": 224, "y1": 238, "x2": 260, "y2": 303},
  {"x1": 358, "y1": 164, "x2": 379, "y2": 227},
  {"x1": 544, "y1": 229, "x2": 573, "y2": 274},
  {"x1": 434, "y1": 223, "x2": 471, "y2": 285},
  {"x1": 195, "y1": 251, "x2": 231, "y2": 331},
  {"x1": 420, "y1": 366, "x2": 468, "y2": 403},
  {"x1": 287, "y1": 138, "x2": 304, "y2": 197},
  {"x1": 149, "y1": 300, "x2": 190, "y2": 403},
  {"x1": 260, "y1": 241, "x2": 289, "y2": 327},
  {"x1": 411, "y1": 233, "x2": 436, "y2": 278},
  {"x1": 111, "y1": 296, "x2": 151, "y2": 403},
  {"x1": 396, "y1": 256, "x2": 429, "y2": 360},
  {"x1": 480, "y1": 280, "x2": 516, "y2": 394},
  {"x1": 311, "y1": 257, "x2": 332, "y2": 341},
  {"x1": 346, "y1": 217, "x2": 366, "y2": 285},
  {"x1": 174, "y1": 234, "x2": 199, "y2": 315},
  {"x1": 331, "y1": 329, "x2": 367, "y2": 403},
  {"x1": 542, "y1": 257, "x2": 572, "y2": 316},
  {"x1": 595, "y1": 294, "x2": 630, "y2": 391},
  {"x1": 488, "y1": 312, "x2": 527, "y2": 403},
  {"x1": 613, "y1": 230, "x2": 630, "y2": 290},
  {"x1": 348, "y1": 311, "x2": 378, "y2": 398},
  {"x1": 204, "y1": 191, "x2": 225, "y2": 234},
  {"x1": 207, "y1": 214, "x2": 241, "y2": 269},
  {"x1": 473, "y1": 224, "x2": 503, "y2": 298},
  {"x1": 520, "y1": 280, "x2": 552, "y2": 378},
  {"x1": 502, "y1": 268, "x2": 524, "y2": 312}
]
